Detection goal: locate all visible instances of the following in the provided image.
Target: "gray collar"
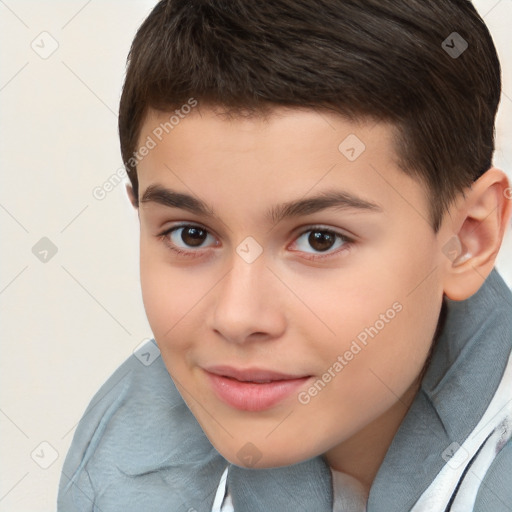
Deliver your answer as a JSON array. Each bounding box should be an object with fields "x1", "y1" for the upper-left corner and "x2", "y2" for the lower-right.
[{"x1": 367, "y1": 268, "x2": 512, "y2": 510}]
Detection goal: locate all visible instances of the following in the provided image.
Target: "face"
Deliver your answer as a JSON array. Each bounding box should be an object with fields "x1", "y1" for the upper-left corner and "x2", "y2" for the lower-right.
[{"x1": 136, "y1": 105, "x2": 447, "y2": 471}]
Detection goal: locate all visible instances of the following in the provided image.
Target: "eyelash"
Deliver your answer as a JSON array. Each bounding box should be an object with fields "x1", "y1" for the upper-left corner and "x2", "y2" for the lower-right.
[{"x1": 157, "y1": 223, "x2": 354, "y2": 261}]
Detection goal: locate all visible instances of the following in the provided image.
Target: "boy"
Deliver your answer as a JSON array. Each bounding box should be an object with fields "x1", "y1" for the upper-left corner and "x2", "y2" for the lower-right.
[{"x1": 58, "y1": 0, "x2": 512, "y2": 510}]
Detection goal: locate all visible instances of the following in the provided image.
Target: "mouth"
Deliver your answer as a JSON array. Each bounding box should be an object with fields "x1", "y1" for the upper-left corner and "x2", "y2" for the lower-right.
[
  {"x1": 203, "y1": 365, "x2": 312, "y2": 411},
  {"x1": 206, "y1": 365, "x2": 308, "y2": 382}
]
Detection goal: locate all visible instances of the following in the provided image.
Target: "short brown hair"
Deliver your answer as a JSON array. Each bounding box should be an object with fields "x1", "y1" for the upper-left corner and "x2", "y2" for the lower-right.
[{"x1": 118, "y1": 0, "x2": 501, "y2": 230}]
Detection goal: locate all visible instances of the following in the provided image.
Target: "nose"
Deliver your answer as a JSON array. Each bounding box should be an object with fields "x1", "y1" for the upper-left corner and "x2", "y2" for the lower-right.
[{"x1": 207, "y1": 253, "x2": 286, "y2": 344}]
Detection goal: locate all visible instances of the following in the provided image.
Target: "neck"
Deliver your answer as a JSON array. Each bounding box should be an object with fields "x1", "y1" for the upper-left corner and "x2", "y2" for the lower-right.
[{"x1": 323, "y1": 376, "x2": 421, "y2": 494}]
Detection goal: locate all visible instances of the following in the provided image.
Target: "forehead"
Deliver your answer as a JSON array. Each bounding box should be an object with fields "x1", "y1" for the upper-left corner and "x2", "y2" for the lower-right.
[
  {"x1": 137, "y1": 105, "x2": 398, "y2": 178},
  {"x1": 136, "y1": 105, "x2": 430, "y2": 226},
  {"x1": 139, "y1": 105, "x2": 393, "y2": 154}
]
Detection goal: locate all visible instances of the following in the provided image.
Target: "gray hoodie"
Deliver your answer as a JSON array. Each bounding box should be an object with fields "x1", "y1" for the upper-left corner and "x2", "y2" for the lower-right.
[{"x1": 58, "y1": 269, "x2": 512, "y2": 511}]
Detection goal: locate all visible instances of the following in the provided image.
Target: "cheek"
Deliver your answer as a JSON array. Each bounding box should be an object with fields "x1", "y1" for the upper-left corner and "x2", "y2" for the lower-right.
[
  {"x1": 297, "y1": 283, "x2": 441, "y2": 449},
  {"x1": 139, "y1": 242, "x2": 221, "y2": 363},
  {"x1": 139, "y1": 244, "x2": 190, "y2": 347},
  {"x1": 140, "y1": 250, "x2": 170, "y2": 333},
  {"x1": 311, "y1": 238, "x2": 443, "y2": 399}
]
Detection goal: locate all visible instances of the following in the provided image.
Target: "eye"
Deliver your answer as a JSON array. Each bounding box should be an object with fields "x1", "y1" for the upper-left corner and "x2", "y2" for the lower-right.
[
  {"x1": 158, "y1": 224, "x2": 218, "y2": 257},
  {"x1": 290, "y1": 226, "x2": 353, "y2": 260},
  {"x1": 157, "y1": 223, "x2": 354, "y2": 261}
]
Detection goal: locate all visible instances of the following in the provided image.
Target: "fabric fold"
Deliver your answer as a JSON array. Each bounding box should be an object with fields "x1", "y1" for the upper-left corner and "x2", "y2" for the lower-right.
[{"x1": 227, "y1": 456, "x2": 333, "y2": 512}]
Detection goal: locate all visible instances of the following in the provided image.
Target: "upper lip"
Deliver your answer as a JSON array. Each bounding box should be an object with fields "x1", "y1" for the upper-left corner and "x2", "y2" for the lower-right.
[{"x1": 205, "y1": 365, "x2": 309, "y2": 382}]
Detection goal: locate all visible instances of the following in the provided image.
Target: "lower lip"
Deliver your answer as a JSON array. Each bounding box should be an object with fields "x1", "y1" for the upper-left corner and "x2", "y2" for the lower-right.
[{"x1": 205, "y1": 372, "x2": 311, "y2": 412}]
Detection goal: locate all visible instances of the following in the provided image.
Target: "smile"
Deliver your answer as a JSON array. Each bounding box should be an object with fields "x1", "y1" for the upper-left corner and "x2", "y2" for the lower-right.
[{"x1": 204, "y1": 366, "x2": 312, "y2": 411}]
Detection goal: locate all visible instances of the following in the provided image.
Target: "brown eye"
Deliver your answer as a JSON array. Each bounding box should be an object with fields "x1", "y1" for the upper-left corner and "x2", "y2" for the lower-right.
[
  {"x1": 291, "y1": 226, "x2": 352, "y2": 260},
  {"x1": 160, "y1": 224, "x2": 216, "y2": 254},
  {"x1": 308, "y1": 230, "x2": 336, "y2": 252},
  {"x1": 180, "y1": 226, "x2": 208, "y2": 247}
]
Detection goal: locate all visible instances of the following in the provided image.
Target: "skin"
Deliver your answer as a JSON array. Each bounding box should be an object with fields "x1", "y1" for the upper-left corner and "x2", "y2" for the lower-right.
[{"x1": 129, "y1": 105, "x2": 511, "y2": 495}]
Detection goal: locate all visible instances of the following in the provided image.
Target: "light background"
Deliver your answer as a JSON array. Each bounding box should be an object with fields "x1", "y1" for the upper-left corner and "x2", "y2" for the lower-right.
[{"x1": 0, "y1": 1, "x2": 511, "y2": 510}]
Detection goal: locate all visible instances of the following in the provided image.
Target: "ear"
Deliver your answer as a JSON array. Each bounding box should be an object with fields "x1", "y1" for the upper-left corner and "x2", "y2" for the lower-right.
[
  {"x1": 442, "y1": 168, "x2": 512, "y2": 301},
  {"x1": 126, "y1": 183, "x2": 139, "y2": 210}
]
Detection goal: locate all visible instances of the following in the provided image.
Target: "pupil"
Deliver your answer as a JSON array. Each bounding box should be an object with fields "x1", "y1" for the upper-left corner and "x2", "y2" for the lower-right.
[
  {"x1": 309, "y1": 231, "x2": 334, "y2": 252},
  {"x1": 182, "y1": 227, "x2": 206, "y2": 247}
]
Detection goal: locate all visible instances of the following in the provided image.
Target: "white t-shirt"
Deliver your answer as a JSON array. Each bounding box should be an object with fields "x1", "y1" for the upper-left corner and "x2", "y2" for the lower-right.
[{"x1": 211, "y1": 466, "x2": 367, "y2": 512}]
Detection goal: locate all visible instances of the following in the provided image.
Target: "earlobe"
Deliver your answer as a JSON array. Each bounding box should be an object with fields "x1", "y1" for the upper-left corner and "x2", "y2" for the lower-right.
[
  {"x1": 442, "y1": 168, "x2": 512, "y2": 301},
  {"x1": 126, "y1": 183, "x2": 139, "y2": 210}
]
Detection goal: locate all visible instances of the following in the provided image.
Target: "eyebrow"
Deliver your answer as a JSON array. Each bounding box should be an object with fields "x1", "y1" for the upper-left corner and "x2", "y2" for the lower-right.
[{"x1": 140, "y1": 184, "x2": 382, "y2": 224}]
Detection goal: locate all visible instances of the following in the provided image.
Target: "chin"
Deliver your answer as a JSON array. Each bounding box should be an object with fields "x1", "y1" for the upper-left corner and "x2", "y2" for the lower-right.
[{"x1": 212, "y1": 438, "x2": 317, "y2": 470}]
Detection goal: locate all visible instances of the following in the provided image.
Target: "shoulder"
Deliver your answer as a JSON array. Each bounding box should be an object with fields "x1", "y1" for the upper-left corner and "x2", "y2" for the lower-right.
[
  {"x1": 59, "y1": 339, "x2": 184, "y2": 479},
  {"x1": 57, "y1": 339, "x2": 225, "y2": 512},
  {"x1": 474, "y1": 437, "x2": 512, "y2": 511}
]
